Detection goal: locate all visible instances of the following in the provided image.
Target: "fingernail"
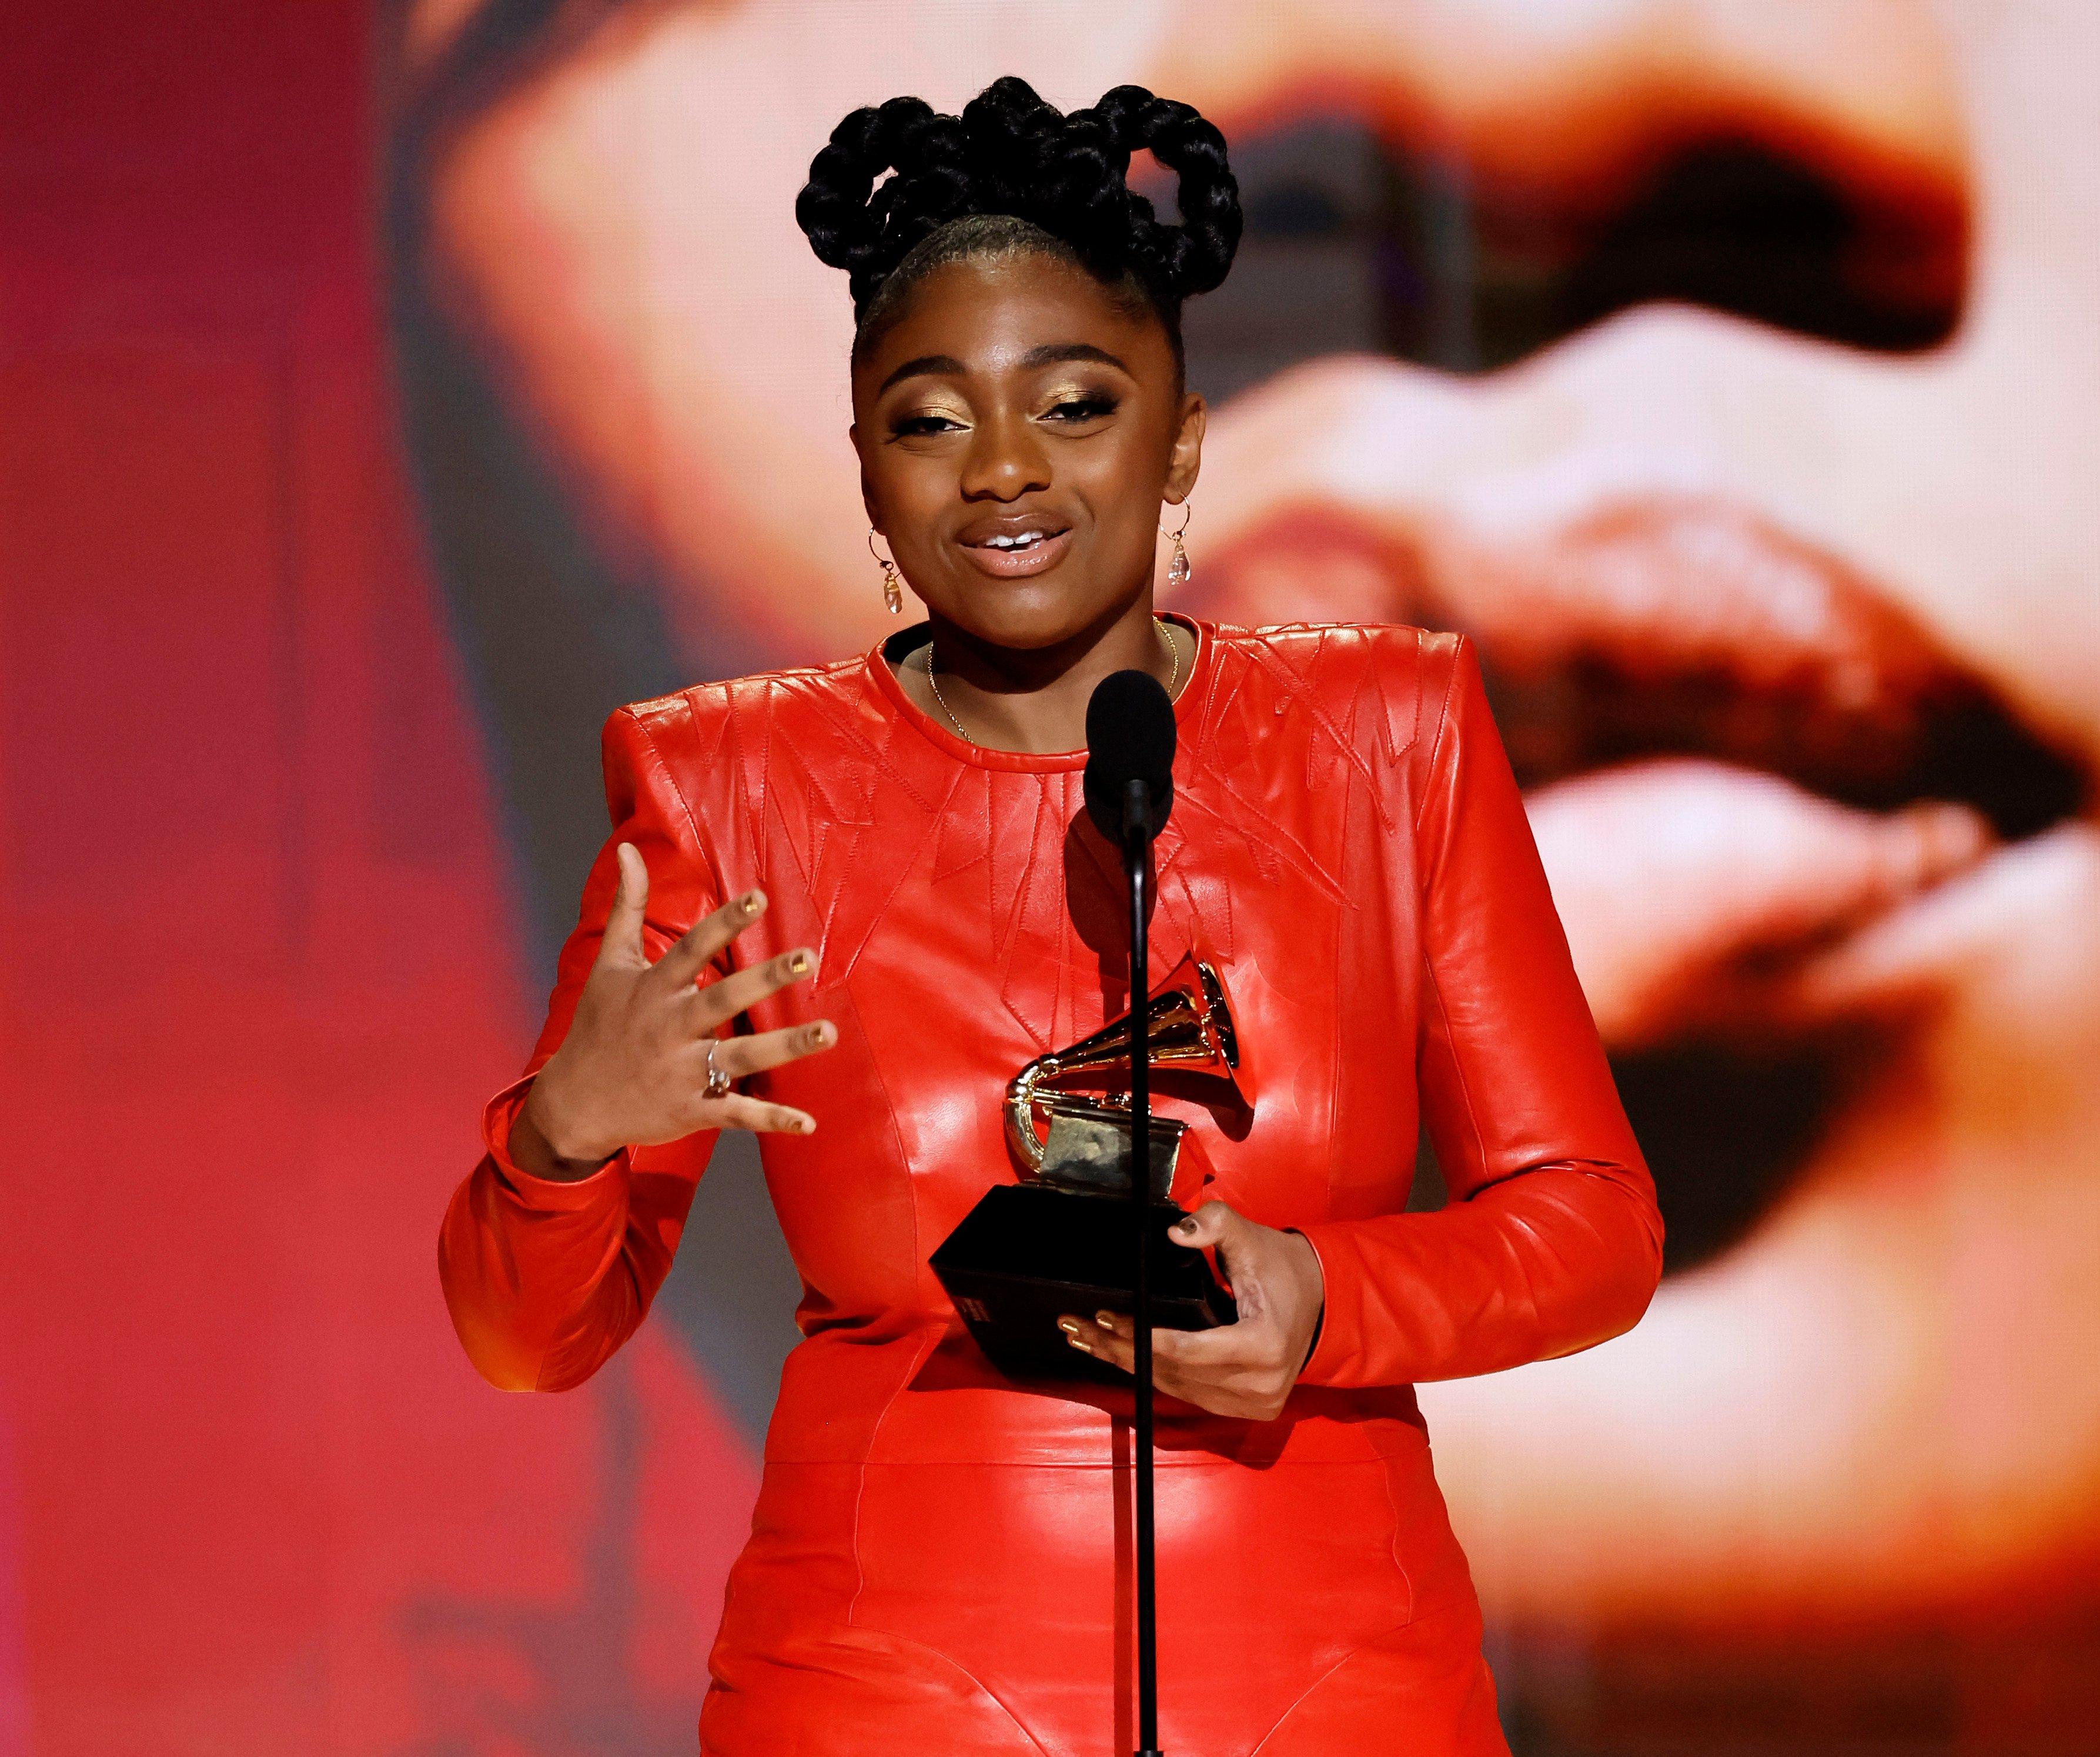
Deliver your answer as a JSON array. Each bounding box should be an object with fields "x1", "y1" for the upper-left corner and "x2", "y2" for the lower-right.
[
  {"x1": 795, "y1": 1115, "x2": 816, "y2": 1133},
  {"x1": 740, "y1": 889, "x2": 764, "y2": 916},
  {"x1": 1173, "y1": 1218, "x2": 1196, "y2": 1234},
  {"x1": 1095, "y1": 1310, "x2": 1116, "y2": 1328},
  {"x1": 1056, "y1": 1317, "x2": 1080, "y2": 1336},
  {"x1": 806, "y1": 1022, "x2": 831, "y2": 1048},
  {"x1": 1067, "y1": 1332, "x2": 1091, "y2": 1351},
  {"x1": 787, "y1": 950, "x2": 811, "y2": 976}
]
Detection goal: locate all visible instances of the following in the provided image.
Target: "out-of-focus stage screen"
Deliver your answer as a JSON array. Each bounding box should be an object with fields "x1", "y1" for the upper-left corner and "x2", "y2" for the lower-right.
[{"x1": 4, "y1": 2, "x2": 2096, "y2": 1752}]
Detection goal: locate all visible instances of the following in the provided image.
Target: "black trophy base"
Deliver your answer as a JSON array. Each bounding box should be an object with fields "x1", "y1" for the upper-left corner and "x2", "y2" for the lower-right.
[{"x1": 929, "y1": 1182, "x2": 1239, "y2": 1384}]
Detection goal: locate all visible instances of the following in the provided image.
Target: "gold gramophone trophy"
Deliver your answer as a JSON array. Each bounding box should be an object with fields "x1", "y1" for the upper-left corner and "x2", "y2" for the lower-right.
[{"x1": 931, "y1": 953, "x2": 1248, "y2": 1383}]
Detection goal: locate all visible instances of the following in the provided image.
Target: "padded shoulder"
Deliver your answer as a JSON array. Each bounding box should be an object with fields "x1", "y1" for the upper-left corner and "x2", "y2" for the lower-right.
[
  {"x1": 611, "y1": 655, "x2": 886, "y2": 828},
  {"x1": 1201, "y1": 618, "x2": 1456, "y2": 768},
  {"x1": 618, "y1": 654, "x2": 867, "y2": 758}
]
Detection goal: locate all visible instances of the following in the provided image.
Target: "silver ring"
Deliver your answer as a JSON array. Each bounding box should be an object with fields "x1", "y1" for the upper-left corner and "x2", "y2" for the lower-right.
[{"x1": 704, "y1": 1039, "x2": 736, "y2": 1100}]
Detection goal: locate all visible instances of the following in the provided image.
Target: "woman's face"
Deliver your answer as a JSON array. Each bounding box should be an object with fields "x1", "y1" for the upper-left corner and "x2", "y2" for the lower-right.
[
  {"x1": 397, "y1": 0, "x2": 2100, "y2": 1663},
  {"x1": 849, "y1": 252, "x2": 1202, "y2": 650}
]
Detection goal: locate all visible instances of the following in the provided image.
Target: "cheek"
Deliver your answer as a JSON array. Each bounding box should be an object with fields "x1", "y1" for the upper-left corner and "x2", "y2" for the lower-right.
[
  {"x1": 1072, "y1": 439, "x2": 1168, "y2": 554},
  {"x1": 870, "y1": 454, "x2": 957, "y2": 547}
]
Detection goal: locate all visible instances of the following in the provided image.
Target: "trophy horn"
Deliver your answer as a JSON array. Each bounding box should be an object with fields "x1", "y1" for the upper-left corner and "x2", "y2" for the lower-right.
[{"x1": 1004, "y1": 954, "x2": 1246, "y2": 1180}]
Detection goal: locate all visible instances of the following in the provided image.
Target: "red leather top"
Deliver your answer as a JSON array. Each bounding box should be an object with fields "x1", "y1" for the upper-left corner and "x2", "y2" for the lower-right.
[{"x1": 439, "y1": 616, "x2": 1664, "y2": 1470}]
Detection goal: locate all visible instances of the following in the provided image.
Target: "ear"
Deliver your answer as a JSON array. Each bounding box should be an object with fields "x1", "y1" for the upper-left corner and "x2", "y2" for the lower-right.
[{"x1": 1164, "y1": 390, "x2": 1206, "y2": 503}]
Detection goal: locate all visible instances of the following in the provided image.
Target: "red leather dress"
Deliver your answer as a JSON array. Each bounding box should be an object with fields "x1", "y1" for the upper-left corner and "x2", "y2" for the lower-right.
[{"x1": 439, "y1": 615, "x2": 1664, "y2": 1756}]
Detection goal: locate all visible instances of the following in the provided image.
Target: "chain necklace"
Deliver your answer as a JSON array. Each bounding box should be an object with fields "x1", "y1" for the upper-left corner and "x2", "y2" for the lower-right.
[{"x1": 921, "y1": 618, "x2": 1183, "y2": 744}]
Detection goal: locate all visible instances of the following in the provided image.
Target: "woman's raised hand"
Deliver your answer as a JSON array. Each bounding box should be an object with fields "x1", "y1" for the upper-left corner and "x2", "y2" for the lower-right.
[{"x1": 516, "y1": 842, "x2": 835, "y2": 1175}]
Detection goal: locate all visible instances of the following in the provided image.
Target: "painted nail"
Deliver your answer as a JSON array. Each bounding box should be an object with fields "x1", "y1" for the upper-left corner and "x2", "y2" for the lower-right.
[
  {"x1": 1095, "y1": 1310, "x2": 1116, "y2": 1328},
  {"x1": 1056, "y1": 1317, "x2": 1081, "y2": 1336},
  {"x1": 787, "y1": 950, "x2": 811, "y2": 976},
  {"x1": 806, "y1": 1022, "x2": 830, "y2": 1048},
  {"x1": 739, "y1": 890, "x2": 764, "y2": 916},
  {"x1": 1067, "y1": 1332, "x2": 1091, "y2": 1351}
]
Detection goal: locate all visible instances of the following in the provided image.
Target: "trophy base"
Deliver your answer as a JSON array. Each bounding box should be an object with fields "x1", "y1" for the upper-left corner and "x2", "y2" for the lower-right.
[{"x1": 929, "y1": 1182, "x2": 1239, "y2": 1384}]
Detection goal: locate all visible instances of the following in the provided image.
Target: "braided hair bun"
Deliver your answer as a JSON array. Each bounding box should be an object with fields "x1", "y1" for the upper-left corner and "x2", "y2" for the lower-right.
[{"x1": 796, "y1": 76, "x2": 1242, "y2": 369}]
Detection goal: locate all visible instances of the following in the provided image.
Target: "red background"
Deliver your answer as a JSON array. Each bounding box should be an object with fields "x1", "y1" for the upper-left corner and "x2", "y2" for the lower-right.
[{"x1": 1, "y1": 5, "x2": 754, "y2": 1751}]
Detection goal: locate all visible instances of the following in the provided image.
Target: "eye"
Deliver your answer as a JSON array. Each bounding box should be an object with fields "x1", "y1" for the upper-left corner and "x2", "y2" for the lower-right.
[
  {"x1": 1044, "y1": 393, "x2": 1119, "y2": 423},
  {"x1": 890, "y1": 411, "x2": 965, "y2": 438}
]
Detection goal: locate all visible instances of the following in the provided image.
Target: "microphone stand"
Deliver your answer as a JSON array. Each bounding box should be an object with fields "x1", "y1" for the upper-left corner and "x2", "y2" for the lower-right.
[{"x1": 1122, "y1": 777, "x2": 1163, "y2": 1757}]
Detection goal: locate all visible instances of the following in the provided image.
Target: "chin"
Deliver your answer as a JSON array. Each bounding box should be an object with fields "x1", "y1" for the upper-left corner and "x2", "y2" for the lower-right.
[{"x1": 941, "y1": 577, "x2": 1109, "y2": 650}]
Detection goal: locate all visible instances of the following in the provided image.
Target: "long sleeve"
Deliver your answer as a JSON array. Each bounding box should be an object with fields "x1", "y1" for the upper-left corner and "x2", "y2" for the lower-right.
[
  {"x1": 1291, "y1": 633, "x2": 1665, "y2": 1389},
  {"x1": 439, "y1": 703, "x2": 727, "y2": 1393}
]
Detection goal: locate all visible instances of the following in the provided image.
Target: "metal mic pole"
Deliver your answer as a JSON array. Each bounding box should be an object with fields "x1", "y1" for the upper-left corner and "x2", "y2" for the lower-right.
[{"x1": 1123, "y1": 777, "x2": 1162, "y2": 1757}]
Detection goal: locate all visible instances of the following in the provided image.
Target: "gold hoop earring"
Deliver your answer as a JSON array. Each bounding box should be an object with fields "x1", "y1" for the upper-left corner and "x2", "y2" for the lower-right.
[
  {"x1": 868, "y1": 527, "x2": 904, "y2": 615},
  {"x1": 1159, "y1": 501, "x2": 1192, "y2": 591}
]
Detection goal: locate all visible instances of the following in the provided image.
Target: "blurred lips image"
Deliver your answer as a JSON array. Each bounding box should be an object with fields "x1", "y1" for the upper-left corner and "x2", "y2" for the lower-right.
[
  {"x1": 1180, "y1": 281, "x2": 2100, "y2": 1625},
  {"x1": 392, "y1": 0, "x2": 2100, "y2": 1676},
  {"x1": 1198, "y1": 484, "x2": 2080, "y2": 1060}
]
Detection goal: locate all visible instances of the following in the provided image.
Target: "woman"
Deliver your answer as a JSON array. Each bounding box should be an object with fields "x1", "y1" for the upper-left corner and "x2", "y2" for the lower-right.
[{"x1": 438, "y1": 77, "x2": 1663, "y2": 1756}]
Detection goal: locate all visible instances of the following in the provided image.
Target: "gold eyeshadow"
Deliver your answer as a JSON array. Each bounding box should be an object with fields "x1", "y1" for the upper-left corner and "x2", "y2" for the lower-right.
[
  {"x1": 1036, "y1": 384, "x2": 1121, "y2": 417},
  {"x1": 882, "y1": 378, "x2": 1120, "y2": 438}
]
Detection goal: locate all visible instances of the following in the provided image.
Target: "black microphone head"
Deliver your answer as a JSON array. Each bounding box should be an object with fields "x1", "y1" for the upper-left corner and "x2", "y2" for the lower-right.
[{"x1": 1084, "y1": 668, "x2": 1176, "y2": 843}]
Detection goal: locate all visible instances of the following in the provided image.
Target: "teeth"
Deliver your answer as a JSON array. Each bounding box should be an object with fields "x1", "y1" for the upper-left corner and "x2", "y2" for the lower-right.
[{"x1": 985, "y1": 531, "x2": 1045, "y2": 550}]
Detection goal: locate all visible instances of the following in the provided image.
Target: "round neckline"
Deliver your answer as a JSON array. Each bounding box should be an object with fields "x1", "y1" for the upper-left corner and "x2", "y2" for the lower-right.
[{"x1": 864, "y1": 611, "x2": 1211, "y2": 772}]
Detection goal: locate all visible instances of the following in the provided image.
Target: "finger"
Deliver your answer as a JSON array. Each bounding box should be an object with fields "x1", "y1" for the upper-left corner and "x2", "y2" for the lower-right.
[
  {"x1": 1151, "y1": 1320, "x2": 1256, "y2": 1371},
  {"x1": 1091, "y1": 1308, "x2": 1262, "y2": 1372},
  {"x1": 1060, "y1": 1320, "x2": 1266, "y2": 1418},
  {"x1": 594, "y1": 844, "x2": 651, "y2": 970},
  {"x1": 653, "y1": 886, "x2": 767, "y2": 988},
  {"x1": 708, "y1": 1018, "x2": 836, "y2": 1079},
  {"x1": 1169, "y1": 1199, "x2": 1238, "y2": 1248},
  {"x1": 687, "y1": 945, "x2": 817, "y2": 1030},
  {"x1": 1171, "y1": 1200, "x2": 1256, "y2": 1302},
  {"x1": 1059, "y1": 1316, "x2": 1131, "y2": 1374},
  {"x1": 701, "y1": 1092, "x2": 817, "y2": 1136}
]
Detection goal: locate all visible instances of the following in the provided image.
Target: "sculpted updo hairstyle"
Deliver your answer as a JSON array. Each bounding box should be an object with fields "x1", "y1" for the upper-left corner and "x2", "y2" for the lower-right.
[{"x1": 795, "y1": 76, "x2": 1243, "y2": 389}]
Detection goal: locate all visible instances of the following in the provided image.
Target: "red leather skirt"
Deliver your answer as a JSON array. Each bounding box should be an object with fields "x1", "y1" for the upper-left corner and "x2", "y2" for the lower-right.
[{"x1": 698, "y1": 1431, "x2": 1510, "y2": 1756}]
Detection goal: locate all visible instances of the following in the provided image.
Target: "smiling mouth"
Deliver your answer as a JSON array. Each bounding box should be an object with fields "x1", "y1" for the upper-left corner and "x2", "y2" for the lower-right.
[{"x1": 959, "y1": 524, "x2": 1075, "y2": 578}]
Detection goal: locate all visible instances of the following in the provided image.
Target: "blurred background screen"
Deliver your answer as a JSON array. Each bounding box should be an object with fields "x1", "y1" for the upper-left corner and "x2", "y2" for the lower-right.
[{"x1": 4, "y1": 2, "x2": 2096, "y2": 1752}]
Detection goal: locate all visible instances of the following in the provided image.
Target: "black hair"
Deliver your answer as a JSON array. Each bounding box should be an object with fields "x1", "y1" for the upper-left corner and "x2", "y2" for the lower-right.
[{"x1": 794, "y1": 76, "x2": 1242, "y2": 389}]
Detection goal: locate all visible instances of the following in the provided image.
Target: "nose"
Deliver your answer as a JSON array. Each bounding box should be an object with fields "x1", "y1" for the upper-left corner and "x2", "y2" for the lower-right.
[{"x1": 959, "y1": 407, "x2": 1050, "y2": 502}]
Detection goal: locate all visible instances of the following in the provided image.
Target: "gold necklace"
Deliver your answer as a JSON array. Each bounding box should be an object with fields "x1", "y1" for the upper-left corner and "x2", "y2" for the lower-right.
[{"x1": 921, "y1": 618, "x2": 1183, "y2": 744}]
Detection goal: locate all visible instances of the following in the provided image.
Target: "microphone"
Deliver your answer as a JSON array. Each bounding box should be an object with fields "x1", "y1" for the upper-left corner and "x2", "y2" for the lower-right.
[
  {"x1": 1084, "y1": 664, "x2": 1179, "y2": 1756},
  {"x1": 1084, "y1": 668, "x2": 1176, "y2": 846}
]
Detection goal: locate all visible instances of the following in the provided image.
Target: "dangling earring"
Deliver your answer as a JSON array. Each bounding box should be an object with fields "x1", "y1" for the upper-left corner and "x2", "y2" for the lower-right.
[
  {"x1": 1159, "y1": 501, "x2": 1192, "y2": 591},
  {"x1": 868, "y1": 527, "x2": 904, "y2": 615}
]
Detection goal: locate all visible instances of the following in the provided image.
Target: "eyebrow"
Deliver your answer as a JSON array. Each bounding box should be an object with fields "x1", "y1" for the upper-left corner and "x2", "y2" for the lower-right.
[{"x1": 875, "y1": 342, "x2": 1133, "y2": 397}]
